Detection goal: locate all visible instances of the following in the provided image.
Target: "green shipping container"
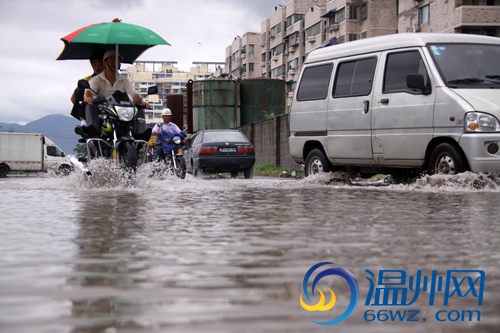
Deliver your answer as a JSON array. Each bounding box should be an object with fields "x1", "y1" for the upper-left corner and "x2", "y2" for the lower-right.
[
  {"x1": 240, "y1": 79, "x2": 285, "y2": 125},
  {"x1": 192, "y1": 80, "x2": 239, "y2": 131}
]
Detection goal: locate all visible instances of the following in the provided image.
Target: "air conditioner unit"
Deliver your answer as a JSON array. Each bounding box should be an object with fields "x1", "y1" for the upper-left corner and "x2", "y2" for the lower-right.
[{"x1": 331, "y1": 24, "x2": 339, "y2": 31}]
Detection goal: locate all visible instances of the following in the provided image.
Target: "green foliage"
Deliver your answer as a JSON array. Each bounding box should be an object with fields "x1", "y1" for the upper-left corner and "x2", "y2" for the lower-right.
[
  {"x1": 254, "y1": 162, "x2": 303, "y2": 178},
  {"x1": 262, "y1": 110, "x2": 275, "y2": 119},
  {"x1": 73, "y1": 143, "x2": 87, "y2": 158}
]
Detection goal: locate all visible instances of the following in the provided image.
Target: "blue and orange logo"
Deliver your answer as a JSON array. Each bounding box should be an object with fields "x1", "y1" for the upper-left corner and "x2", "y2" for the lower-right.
[{"x1": 300, "y1": 262, "x2": 359, "y2": 325}]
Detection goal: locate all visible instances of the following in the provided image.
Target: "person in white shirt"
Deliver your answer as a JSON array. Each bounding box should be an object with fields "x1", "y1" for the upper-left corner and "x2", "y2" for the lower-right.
[
  {"x1": 82, "y1": 50, "x2": 151, "y2": 138},
  {"x1": 152, "y1": 108, "x2": 181, "y2": 161}
]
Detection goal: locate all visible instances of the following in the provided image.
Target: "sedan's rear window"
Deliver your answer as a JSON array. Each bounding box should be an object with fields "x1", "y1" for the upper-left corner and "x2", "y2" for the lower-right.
[{"x1": 202, "y1": 131, "x2": 247, "y2": 143}]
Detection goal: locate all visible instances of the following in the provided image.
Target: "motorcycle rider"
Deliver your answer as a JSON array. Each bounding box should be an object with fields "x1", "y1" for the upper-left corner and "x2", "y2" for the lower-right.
[
  {"x1": 72, "y1": 51, "x2": 104, "y2": 139},
  {"x1": 151, "y1": 108, "x2": 182, "y2": 162},
  {"x1": 82, "y1": 50, "x2": 151, "y2": 138}
]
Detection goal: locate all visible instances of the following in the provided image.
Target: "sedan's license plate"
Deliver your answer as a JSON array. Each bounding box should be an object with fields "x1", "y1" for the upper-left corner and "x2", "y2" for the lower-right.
[{"x1": 219, "y1": 148, "x2": 236, "y2": 153}]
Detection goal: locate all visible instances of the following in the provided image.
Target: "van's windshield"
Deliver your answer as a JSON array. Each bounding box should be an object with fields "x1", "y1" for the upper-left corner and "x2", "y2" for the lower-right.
[{"x1": 427, "y1": 43, "x2": 500, "y2": 89}]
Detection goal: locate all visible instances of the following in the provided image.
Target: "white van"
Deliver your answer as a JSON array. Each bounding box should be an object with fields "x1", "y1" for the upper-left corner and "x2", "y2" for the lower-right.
[{"x1": 289, "y1": 33, "x2": 500, "y2": 177}]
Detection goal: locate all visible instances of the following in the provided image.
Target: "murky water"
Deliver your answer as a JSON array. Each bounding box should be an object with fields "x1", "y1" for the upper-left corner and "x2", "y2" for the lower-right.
[{"x1": 1, "y1": 166, "x2": 499, "y2": 332}]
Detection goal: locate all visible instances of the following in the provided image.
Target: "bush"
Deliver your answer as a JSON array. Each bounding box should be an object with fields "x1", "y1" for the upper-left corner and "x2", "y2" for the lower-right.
[{"x1": 254, "y1": 162, "x2": 303, "y2": 178}]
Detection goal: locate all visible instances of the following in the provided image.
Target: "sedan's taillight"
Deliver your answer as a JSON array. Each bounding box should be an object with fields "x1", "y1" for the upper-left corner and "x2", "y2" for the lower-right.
[
  {"x1": 237, "y1": 145, "x2": 255, "y2": 153},
  {"x1": 199, "y1": 146, "x2": 218, "y2": 154}
]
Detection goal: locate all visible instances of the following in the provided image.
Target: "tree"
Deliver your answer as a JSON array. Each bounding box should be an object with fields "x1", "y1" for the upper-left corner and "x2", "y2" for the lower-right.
[{"x1": 73, "y1": 143, "x2": 87, "y2": 158}]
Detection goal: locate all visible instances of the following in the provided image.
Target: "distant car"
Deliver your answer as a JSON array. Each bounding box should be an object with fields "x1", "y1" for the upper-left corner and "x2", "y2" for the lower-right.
[{"x1": 184, "y1": 129, "x2": 256, "y2": 179}]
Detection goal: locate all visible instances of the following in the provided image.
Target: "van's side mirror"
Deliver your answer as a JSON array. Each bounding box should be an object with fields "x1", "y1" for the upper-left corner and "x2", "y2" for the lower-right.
[
  {"x1": 407, "y1": 74, "x2": 428, "y2": 94},
  {"x1": 147, "y1": 86, "x2": 158, "y2": 95},
  {"x1": 78, "y1": 79, "x2": 90, "y2": 89}
]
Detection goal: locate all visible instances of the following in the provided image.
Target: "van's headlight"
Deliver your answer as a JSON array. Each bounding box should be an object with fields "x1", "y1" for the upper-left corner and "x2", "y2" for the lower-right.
[
  {"x1": 115, "y1": 106, "x2": 134, "y2": 121},
  {"x1": 465, "y1": 112, "x2": 500, "y2": 132}
]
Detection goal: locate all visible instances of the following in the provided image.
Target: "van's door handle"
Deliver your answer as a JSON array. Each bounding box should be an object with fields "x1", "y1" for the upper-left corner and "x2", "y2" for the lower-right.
[
  {"x1": 363, "y1": 100, "x2": 370, "y2": 114},
  {"x1": 380, "y1": 98, "x2": 389, "y2": 104}
]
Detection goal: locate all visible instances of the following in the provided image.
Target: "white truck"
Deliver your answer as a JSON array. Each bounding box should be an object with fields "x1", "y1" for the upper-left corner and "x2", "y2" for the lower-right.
[{"x1": 0, "y1": 133, "x2": 73, "y2": 177}]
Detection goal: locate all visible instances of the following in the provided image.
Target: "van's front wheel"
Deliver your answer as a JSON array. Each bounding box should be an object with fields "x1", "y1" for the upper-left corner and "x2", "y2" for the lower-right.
[
  {"x1": 429, "y1": 143, "x2": 466, "y2": 175},
  {"x1": 305, "y1": 149, "x2": 331, "y2": 177}
]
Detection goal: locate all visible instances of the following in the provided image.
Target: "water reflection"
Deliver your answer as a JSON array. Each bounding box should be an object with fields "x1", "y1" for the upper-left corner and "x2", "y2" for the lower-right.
[
  {"x1": 68, "y1": 192, "x2": 154, "y2": 331},
  {"x1": 0, "y1": 174, "x2": 499, "y2": 332}
]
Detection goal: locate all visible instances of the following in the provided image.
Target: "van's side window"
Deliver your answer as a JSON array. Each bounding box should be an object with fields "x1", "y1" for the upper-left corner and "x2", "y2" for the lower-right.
[
  {"x1": 383, "y1": 51, "x2": 430, "y2": 93},
  {"x1": 296, "y1": 63, "x2": 333, "y2": 101},
  {"x1": 333, "y1": 57, "x2": 377, "y2": 97}
]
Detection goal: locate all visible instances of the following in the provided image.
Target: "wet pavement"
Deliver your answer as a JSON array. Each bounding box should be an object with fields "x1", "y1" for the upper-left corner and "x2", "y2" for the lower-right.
[{"x1": 0, "y1": 165, "x2": 499, "y2": 332}]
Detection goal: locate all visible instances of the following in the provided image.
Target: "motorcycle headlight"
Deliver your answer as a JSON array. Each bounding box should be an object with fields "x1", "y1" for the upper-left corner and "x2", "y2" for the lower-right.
[
  {"x1": 465, "y1": 112, "x2": 500, "y2": 132},
  {"x1": 173, "y1": 136, "x2": 182, "y2": 145},
  {"x1": 115, "y1": 106, "x2": 135, "y2": 122}
]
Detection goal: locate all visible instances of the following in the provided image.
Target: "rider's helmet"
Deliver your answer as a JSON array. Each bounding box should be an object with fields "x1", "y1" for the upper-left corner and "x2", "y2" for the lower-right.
[{"x1": 162, "y1": 108, "x2": 172, "y2": 116}]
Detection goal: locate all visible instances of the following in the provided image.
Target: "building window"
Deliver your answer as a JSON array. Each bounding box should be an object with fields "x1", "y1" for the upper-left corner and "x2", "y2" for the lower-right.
[
  {"x1": 420, "y1": 5, "x2": 429, "y2": 24},
  {"x1": 349, "y1": 34, "x2": 358, "y2": 41},
  {"x1": 271, "y1": 44, "x2": 284, "y2": 56},
  {"x1": 270, "y1": 23, "x2": 282, "y2": 37},
  {"x1": 335, "y1": 8, "x2": 345, "y2": 23},
  {"x1": 262, "y1": 53, "x2": 266, "y2": 62},
  {"x1": 286, "y1": 14, "x2": 305, "y2": 29},
  {"x1": 362, "y1": 31, "x2": 367, "y2": 39},
  {"x1": 288, "y1": 58, "x2": 299, "y2": 70},
  {"x1": 248, "y1": 44, "x2": 255, "y2": 54},
  {"x1": 271, "y1": 65, "x2": 285, "y2": 78},
  {"x1": 261, "y1": 32, "x2": 267, "y2": 42},
  {"x1": 305, "y1": 22, "x2": 321, "y2": 39},
  {"x1": 249, "y1": 63, "x2": 254, "y2": 72},
  {"x1": 361, "y1": 3, "x2": 367, "y2": 21},
  {"x1": 349, "y1": 6, "x2": 358, "y2": 19},
  {"x1": 232, "y1": 50, "x2": 240, "y2": 62}
]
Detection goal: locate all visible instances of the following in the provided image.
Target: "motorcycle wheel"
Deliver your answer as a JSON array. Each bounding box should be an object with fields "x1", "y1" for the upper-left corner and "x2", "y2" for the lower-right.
[
  {"x1": 119, "y1": 141, "x2": 137, "y2": 171},
  {"x1": 174, "y1": 155, "x2": 186, "y2": 179}
]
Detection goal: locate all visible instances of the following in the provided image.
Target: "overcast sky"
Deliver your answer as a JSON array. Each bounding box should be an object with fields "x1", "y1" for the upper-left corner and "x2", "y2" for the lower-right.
[{"x1": 0, "y1": 0, "x2": 287, "y2": 124}]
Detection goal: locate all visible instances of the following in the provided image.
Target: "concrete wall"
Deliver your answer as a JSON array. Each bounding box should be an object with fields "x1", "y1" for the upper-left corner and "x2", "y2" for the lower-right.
[{"x1": 238, "y1": 114, "x2": 299, "y2": 170}]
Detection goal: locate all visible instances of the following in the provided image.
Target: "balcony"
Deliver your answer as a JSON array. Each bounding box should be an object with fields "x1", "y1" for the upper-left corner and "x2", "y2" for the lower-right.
[
  {"x1": 272, "y1": 55, "x2": 279, "y2": 61},
  {"x1": 454, "y1": 5, "x2": 500, "y2": 27},
  {"x1": 307, "y1": 36, "x2": 316, "y2": 43}
]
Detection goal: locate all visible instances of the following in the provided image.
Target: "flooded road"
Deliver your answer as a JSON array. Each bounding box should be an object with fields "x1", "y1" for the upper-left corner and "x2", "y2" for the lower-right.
[{"x1": 1, "y1": 168, "x2": 499, "y2": 332}]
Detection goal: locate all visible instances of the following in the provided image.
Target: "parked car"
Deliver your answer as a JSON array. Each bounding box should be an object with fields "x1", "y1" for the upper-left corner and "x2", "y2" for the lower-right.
[
  {"x1": 184, "y1": 129, "x2": 256, "y2": 178},
  {"x1": 289, "y1": 33, "x2": 500, "y2": 178}
]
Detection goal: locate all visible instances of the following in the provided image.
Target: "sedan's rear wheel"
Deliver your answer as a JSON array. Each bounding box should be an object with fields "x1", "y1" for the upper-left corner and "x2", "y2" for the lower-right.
[
  {"x1": 230, "y1": 171, "x2": 239, "y2": 178},
  {"x1": 243, "y1": 167, "x2": 254, "y2": 179}
]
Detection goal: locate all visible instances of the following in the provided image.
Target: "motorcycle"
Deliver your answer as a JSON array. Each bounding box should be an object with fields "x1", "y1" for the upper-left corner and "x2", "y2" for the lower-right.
[
  {"x1": 157, "y1": 131, "x2": 187, "y2": 179},
  {"x1": 77, "y1": 80, "x2": 157, "y2": 172}
]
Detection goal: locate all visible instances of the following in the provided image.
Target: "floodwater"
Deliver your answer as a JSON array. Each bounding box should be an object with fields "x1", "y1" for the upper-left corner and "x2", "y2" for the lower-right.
[{"x1": 1, "y1": 163, "x2": 499, "y2": 333}]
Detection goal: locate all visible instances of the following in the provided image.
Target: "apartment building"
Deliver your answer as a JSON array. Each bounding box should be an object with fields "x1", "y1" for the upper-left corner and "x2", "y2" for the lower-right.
[
  {"x1": 399, "y1": 0, "x2": 500, "y2": 35},
  {"x1": 234, "y1": 0, "x2": 499, "y2": 110},
  {"x1": 224, "y1": 32, "x2": 262, "y2": 79},
  {"x1": 122, "y1": 62, "x2": 214, "y2": 125}
]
